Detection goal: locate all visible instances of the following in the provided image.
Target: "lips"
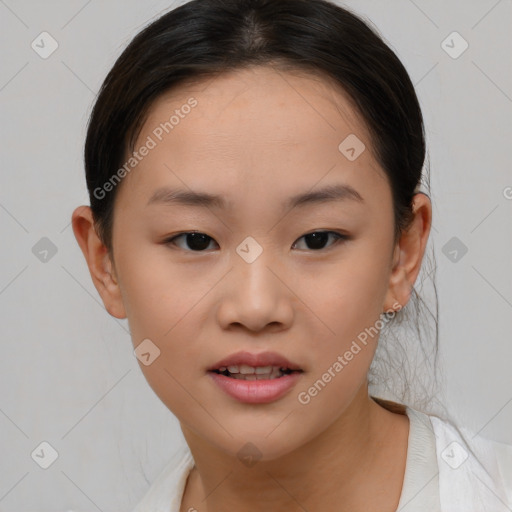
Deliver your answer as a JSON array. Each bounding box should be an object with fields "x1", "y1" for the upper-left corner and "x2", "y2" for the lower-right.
[{"x1": 207, "y1": 351, "x2": 304, "y2": 403}]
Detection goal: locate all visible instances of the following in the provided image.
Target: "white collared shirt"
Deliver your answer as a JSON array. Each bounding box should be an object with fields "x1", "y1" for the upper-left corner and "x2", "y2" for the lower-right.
[{"x1": 132, "y1": 407, "x2": 512, "y2": 511}]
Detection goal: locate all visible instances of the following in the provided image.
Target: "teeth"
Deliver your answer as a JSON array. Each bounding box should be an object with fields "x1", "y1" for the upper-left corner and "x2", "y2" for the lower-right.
[
  {"x1": 239, "y1": 364, "x2": 255, "y2": 375},
  {"x1": 270, "y1": 367, "x2": 281, "y2": 379},
  {"x1": 216, "y1": 365, "x2": 295, "y2": 380},
  {"x1": 255, "y1": 366, "x2": 272, "y2": 374},
  {"x1": 222, "y1": 365, "x2": 288, "y2": 375},
  {"x1": 230, "y1": 371, "x2": 279, "y2": 380}
]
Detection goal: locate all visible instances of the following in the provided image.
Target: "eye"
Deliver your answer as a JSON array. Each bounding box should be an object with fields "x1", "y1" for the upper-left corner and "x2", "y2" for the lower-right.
[
  {"x1": 165, "y1": 232, "x2": 218, "y2": 252},
  {"x1": 292, "y1": 230, "x2": 348, "y2": 251},
  {"x1": 164, "y1": 230, "x2": 349, "y2": 252}
]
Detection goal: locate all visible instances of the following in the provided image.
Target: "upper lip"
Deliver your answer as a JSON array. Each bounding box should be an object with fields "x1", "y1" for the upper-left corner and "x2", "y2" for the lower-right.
[{"x1": 208, "y1": 351, "x2": 303, "y2": 371}]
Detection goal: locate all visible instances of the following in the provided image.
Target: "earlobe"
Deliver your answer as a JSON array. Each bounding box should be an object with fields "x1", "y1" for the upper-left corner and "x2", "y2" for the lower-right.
[
  {"x1": 71, "y1": 206, "x2": 127, "y2": 319},
  {"x1": 383, "y1": 193, "x2": 432, "y2": 313}
]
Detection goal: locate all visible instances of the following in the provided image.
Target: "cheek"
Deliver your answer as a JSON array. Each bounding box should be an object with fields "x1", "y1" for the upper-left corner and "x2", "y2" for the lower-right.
[
  {"x1": 115, "y1": 245, "x2": 214, "y2": 392},
  {"x1": 116, "y1": 243, "x2": 210, "y2": 339},
  {"x1": 309, "y1": 248, "x2": 391, "y2": 342},
  {"x1": 298, "y1": 239, "x2": 392, "y2": 390},
  {"x1": 293, "y1": 266, "x2": 386, "y2": 426}
]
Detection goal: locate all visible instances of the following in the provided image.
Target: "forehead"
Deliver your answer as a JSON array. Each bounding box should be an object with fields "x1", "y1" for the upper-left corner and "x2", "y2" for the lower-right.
[
  {"x1": 141, "y1": 64, "x2": 369, "y2": 146},
  {"x1": 120, "y1": 65, "x2": 387, "y2": 206}
]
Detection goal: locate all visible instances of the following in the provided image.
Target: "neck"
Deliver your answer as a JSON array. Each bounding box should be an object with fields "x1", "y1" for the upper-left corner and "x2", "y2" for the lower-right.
[{"x1": 180, "y1": 387, "x2": 409, "y2": 512}]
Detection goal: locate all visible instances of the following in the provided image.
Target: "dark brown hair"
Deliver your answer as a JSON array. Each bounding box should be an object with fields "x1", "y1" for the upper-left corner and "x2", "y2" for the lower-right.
[{"x1": 85, "y1": 0, "x2": 426, "y2": 254}]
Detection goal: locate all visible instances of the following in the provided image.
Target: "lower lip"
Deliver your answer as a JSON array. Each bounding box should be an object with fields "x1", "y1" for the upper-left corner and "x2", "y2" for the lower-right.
[{"x1": 208, "y1": 372, "x2": 302, "y2": 404}]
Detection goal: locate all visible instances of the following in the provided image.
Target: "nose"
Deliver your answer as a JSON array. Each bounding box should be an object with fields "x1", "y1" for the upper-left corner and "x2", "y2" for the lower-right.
[{"x1": 215, "y1": 248, "x2": 294, "y2": 333}]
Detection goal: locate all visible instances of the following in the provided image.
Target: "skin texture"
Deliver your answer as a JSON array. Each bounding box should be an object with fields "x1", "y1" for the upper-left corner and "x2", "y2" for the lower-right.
[{"x1": 72, "y1": 65, "x2": 432, "y2": 511}]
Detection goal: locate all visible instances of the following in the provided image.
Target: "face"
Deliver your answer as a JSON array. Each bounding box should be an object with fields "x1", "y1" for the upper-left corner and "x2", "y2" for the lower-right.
[{"x1": 106, "y1": 65, "x2": 401, "y2": 460}]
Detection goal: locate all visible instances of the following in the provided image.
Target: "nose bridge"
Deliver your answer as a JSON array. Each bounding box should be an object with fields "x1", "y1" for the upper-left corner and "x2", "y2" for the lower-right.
[
  {"x1": 234, "y1": 235, "x2": 281, "y2": 302},
  {"x1": 216, "y1": 235, "x2": 293, "y2": 331}
]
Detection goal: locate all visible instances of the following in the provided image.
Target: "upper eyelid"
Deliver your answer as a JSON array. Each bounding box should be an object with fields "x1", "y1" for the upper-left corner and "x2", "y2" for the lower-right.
[{"x1": 167, "y1": 229, "x2": 344, "y2": 241}]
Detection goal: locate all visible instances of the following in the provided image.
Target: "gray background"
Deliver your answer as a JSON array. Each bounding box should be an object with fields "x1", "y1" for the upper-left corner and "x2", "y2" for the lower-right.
[{"x1": 1, "y1": 0, "x2": 511, "y2": 510}]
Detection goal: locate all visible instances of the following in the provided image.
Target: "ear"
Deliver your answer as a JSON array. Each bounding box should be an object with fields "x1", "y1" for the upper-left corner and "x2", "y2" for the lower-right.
[
  {"x1": 71, "y1": 205, "x2": 127, "y2": 319},
  {"x1": 383, "y1": 192, "x2": 432, "y2": 313}
]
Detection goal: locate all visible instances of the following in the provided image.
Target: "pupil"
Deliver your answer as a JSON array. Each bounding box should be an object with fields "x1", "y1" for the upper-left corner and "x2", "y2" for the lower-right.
[
  {"x1": 187, "y1": 233, "x2": 210, "y2": 251},
  {"x1": 305, "y1": 232, "x2": 328, "y2": 250}
]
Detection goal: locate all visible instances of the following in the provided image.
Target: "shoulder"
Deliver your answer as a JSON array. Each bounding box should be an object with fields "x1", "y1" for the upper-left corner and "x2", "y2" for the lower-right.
[
  {"x1": 132, "y1": 442, "x2": 194, "y2": 512},
  {"x1": 423, "y1": 410, "x2": 512, "y2": 510}
]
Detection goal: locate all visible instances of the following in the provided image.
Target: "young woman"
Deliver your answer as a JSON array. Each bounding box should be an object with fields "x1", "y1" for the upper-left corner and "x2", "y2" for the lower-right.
[{"x1": 71, "y1": 0, "x2": 512, "y2": 510}]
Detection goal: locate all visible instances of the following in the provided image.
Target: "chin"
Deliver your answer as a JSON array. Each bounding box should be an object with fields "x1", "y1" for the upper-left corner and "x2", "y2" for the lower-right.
[{"x1": 203, "y1": 422, "x2": 314, "y2": 464}]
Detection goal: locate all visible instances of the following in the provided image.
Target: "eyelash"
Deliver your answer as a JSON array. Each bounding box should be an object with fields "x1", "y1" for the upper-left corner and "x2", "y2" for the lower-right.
[{"x1": 163, "y1": 230, "x2": 350, "y2": 252}]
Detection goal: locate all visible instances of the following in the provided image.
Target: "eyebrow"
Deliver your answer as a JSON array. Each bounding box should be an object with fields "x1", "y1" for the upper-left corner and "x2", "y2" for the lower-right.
[{"x1": 146, "y1": 183, "x2": 364, "y2": 210}]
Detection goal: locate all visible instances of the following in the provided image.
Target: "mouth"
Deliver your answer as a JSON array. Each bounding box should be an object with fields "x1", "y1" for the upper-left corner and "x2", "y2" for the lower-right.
[
  {"x1": 207, "y1": 351, "x2": 304, "y2": 403},
  {"x1": 210, "y1": 365, "x2": 303, "y2": 380}
]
